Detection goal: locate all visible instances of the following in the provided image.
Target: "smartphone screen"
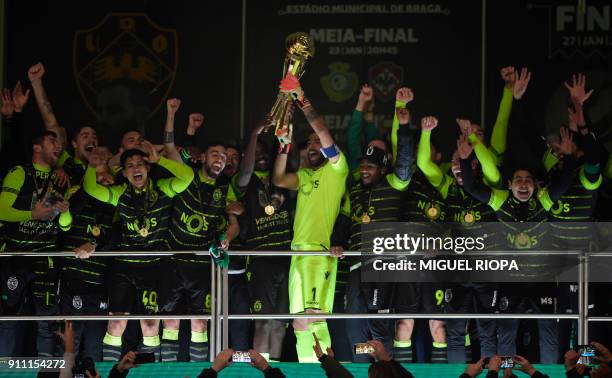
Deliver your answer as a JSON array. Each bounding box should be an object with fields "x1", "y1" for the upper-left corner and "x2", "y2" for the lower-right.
[
  {"x1": 500, "y1": 356, "x2": 514, "y2": 369},
  {"x1": 354, "y1": 343, "x2": 375, "y2": 354},
  {"x1": 134, "y1": 352, "x2": 156, "y2": 364},
  {"x1": 577, "y1": 345, "x2": 596, "y2": 366},
  {"x1": 232, "y1": 351, "x2": 251, "y2": 363}
]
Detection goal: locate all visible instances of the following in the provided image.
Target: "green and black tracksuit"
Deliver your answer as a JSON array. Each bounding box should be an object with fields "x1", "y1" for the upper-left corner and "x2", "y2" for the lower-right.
[
  {"x1": 57, "y1": 150, "x2": 87, "y2": 187},
  {"x1": 57, "y1": 185, "x2": 117, "y2": 361},
  {"x1": 83, "y1": 157, "x2": 193, "y2": 314},
  {"x1": 235, "y1": 171, "x2": 293, "y2": 315},
  {"x1": 0, "y1": 163, "x2": 70, "y2": 357},
  {"x1": 0, "y1": 164, "x2": 68, "y2": 313},
  {"x1": 417, "y1": 129, "x2": 503, "y2": 362},
  {"x1": 58, "y1": 187, "x2": 116, "y2": 313},
  {"x1": 331, "y1": 125, "x2": 415, "y2": 362},
  {"x1": 84, "y1": 157, "x2": 192, "y2": 362},
  {"x1": 160, "y1": 167, "x2": 234, "y2": 361},
  {"x1": 398, "y1": 167, "x2": 449, "y2": 321},
  {"x1": 162, "y1": 168, "x2": 236, "y2": 315},
  {"x1": 543, "y1": 132, "x2": 603, "y2": 352},
  {"x1": 461, "y1": 135, "x2": 575, "y2": 363}
]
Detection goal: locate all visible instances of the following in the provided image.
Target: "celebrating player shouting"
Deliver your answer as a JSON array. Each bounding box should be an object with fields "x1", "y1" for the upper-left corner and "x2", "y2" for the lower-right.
[
  {"x1": 160, "y1": 99, "x2": 240, "y2": 362},
  {"x1": 83, "y1": 140, "x2": 194, "y2": 361},
  {"x1": 272, "y1": 74, "x2": 348, "y2": 362}
]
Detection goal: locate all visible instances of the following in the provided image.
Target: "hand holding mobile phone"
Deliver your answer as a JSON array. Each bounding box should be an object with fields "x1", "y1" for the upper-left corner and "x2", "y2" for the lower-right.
[
  {"x1": 500, "y1": 356, "x2": 514, "y2": 369},
  {"x1": 577, "y1": 345, "x2": 596, "y2": 367},
  {"x1": 354, "y1": 343, "x2": 375, "y2": 354},
  {"x1": 232, "y1": 351, "x2": 251, "y2": 363}
]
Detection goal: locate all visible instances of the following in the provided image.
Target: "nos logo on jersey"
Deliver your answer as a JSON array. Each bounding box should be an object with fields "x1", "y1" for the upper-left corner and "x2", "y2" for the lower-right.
[
  {"x1": 7, "y1": 276, "x2": 19, "y2": 291},
  {"x1": 551, "y1": 200, "x2": 570, "y2": 214},
  {"x1": 299, "y1": 179, "x2": 319, "y2": 196},
  {"x1": 74, "y1": 14, "x2": 177, "y2": 146}
]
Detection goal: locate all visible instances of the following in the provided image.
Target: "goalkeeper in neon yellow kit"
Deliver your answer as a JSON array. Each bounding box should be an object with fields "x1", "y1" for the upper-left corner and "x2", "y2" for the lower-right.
[{"x1": 272, "y1": 73, "x2": 348, "y2": 362}]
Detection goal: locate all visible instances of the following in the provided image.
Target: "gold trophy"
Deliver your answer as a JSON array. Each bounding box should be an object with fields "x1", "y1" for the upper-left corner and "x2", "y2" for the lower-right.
[{"x1": 270, "y1": 32, "x2": 315, "y2": 136}]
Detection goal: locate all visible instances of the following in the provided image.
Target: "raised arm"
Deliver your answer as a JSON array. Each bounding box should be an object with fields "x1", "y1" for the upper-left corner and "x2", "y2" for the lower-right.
[
  {"x1": 457, "y1": 135, "x2": 495, "y2": 207},
  {"x1": 184, "y1": 113, "x2": 204, "y2": 147},
  {"x1": 144, "y1": 139, "x2": 194, "y2": 197},
  {"x1": 1, "y1": 81, "x2": 30, "y2": 120},
  {"x1": 163, "y1": 98, "x2": 183, "y2": 163},
  {"x1": 391, "y1": 87, "x2": 413, "y2": 164},
  {"x1": 417, "y1": 116, "x2": 445, "y2": 188},
  {"x1": 458, "y1": 118, "x2": 502, "y2": 188},
  {"x1": 541, "y1": 128, "x2": 576, "y2": 207},
  {"x1": 82, "y1": 165, "x2": 123, "y2": 206},
  {"x1": 236, "y1": 115, "x2": 271, "y2": 189},
  {"x1": 272, "y1": 149, "x2": 299, "y2": 190},
  {"x1": 1, "y1": 83, "x2": 31, "y2": 171},
  {"x1": 84, "y1": 148, "x2": 129, "y2": 205},
  {"x1": 280, "y1": 74, "x2": 339, "y2": 163},
  {"x1": 488, "y1": 66, "x2": 523, "y2": 164},
  {"x1": 363, "y1": 96, "x2": 378, "y2": 143},
  {"x1": 392, "y1": 108, "x2": 416, "y2": 183},
  {"x1": 346, "y1": 84, "x2": 374, "y2": 171},
  {"x1": 27, "y1": 62, "x2": 67, "y2": 149},
  {"x1": 565, "y1": 73, "x2": 601, "y2": 185}
]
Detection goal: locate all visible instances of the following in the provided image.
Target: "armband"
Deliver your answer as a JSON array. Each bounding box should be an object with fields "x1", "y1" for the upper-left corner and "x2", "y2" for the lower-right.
[{"x1": 320, "y1": 144, "x2": 340, "y2": 159}]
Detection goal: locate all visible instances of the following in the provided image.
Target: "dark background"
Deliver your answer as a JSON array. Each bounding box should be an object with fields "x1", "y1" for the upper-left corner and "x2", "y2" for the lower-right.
[
  {"x1": 2, "y1": 0, "x2": 611, "y2": 167},
  {"x1": 1, "y1": 0, "x2": 611, "y2": 362}
]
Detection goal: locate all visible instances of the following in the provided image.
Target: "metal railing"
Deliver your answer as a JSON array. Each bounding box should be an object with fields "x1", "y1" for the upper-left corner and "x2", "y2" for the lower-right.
[{"x1": 1, "y1": 249, "x2": 610, "y2": 361}]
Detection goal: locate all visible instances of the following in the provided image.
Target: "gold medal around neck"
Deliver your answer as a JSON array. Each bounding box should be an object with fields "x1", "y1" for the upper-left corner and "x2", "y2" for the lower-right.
[
  {"x1": 362, "y1": 214, "x2": 371, "y2": 224},
  {"x1": 139, "y1": 227, "x2": 149, "y2": 237},
  {"x1": 91, "y1": 225, "x2": 101, "y2": 237},
  {"x1": 464, "y1": 213, "x2": 474, "y2": 224},
  {"x1": 265, "y1": 205, "x2": 275, "y2": 216},
  {"x1": 517, "y1": 232, "x2": 529, "y2": 246},
  {"x1": 427, "y1": 205, "x2": 438, "y2": 218}
]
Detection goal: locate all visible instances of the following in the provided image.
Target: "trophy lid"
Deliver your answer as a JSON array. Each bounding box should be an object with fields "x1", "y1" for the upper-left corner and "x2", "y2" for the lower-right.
[{"x1": 285, "y1": 32, "x2": 315, "y2": 58}]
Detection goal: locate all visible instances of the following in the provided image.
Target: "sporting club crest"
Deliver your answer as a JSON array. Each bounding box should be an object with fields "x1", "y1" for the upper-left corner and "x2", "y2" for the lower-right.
[{"x1": 74, "y1": 13, "x2": 178, "y2": 121}]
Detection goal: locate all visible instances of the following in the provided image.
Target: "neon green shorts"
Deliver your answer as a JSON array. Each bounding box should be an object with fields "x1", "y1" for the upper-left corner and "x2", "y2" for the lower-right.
[{"x1": 288, "y1": 255, "x2": 337, "y2": 313}]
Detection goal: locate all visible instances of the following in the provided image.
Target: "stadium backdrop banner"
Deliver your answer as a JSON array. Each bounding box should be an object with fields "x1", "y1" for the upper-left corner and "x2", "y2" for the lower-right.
[{"x1": 2, "y1": 0, "x2": 611, "y2": 159}]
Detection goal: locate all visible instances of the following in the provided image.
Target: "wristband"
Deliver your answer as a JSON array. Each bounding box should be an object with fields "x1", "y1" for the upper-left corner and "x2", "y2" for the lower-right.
[{"x1": 320, "y1": 144, "x2": 340, "y2": 159}]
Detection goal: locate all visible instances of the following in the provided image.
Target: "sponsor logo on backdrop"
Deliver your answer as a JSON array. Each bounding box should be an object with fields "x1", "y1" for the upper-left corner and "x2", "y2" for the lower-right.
[
  {"x1": 320, "y1": 62, "x2": 358, "y2": 102},
  {"x1": 74, "y1": 13, "x2": 178, "y2": 119},
  {"x1": 368, "y1": 62, "x2": 404, "y2": 102},
  {"x1": 529, "y1": 2, "x2": 612, "y2": 58}
]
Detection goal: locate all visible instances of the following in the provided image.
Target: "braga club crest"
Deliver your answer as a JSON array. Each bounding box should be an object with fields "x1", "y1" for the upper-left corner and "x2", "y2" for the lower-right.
[{"x1": 74, "y1": 13, "x2": 177, "y2": 144}]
